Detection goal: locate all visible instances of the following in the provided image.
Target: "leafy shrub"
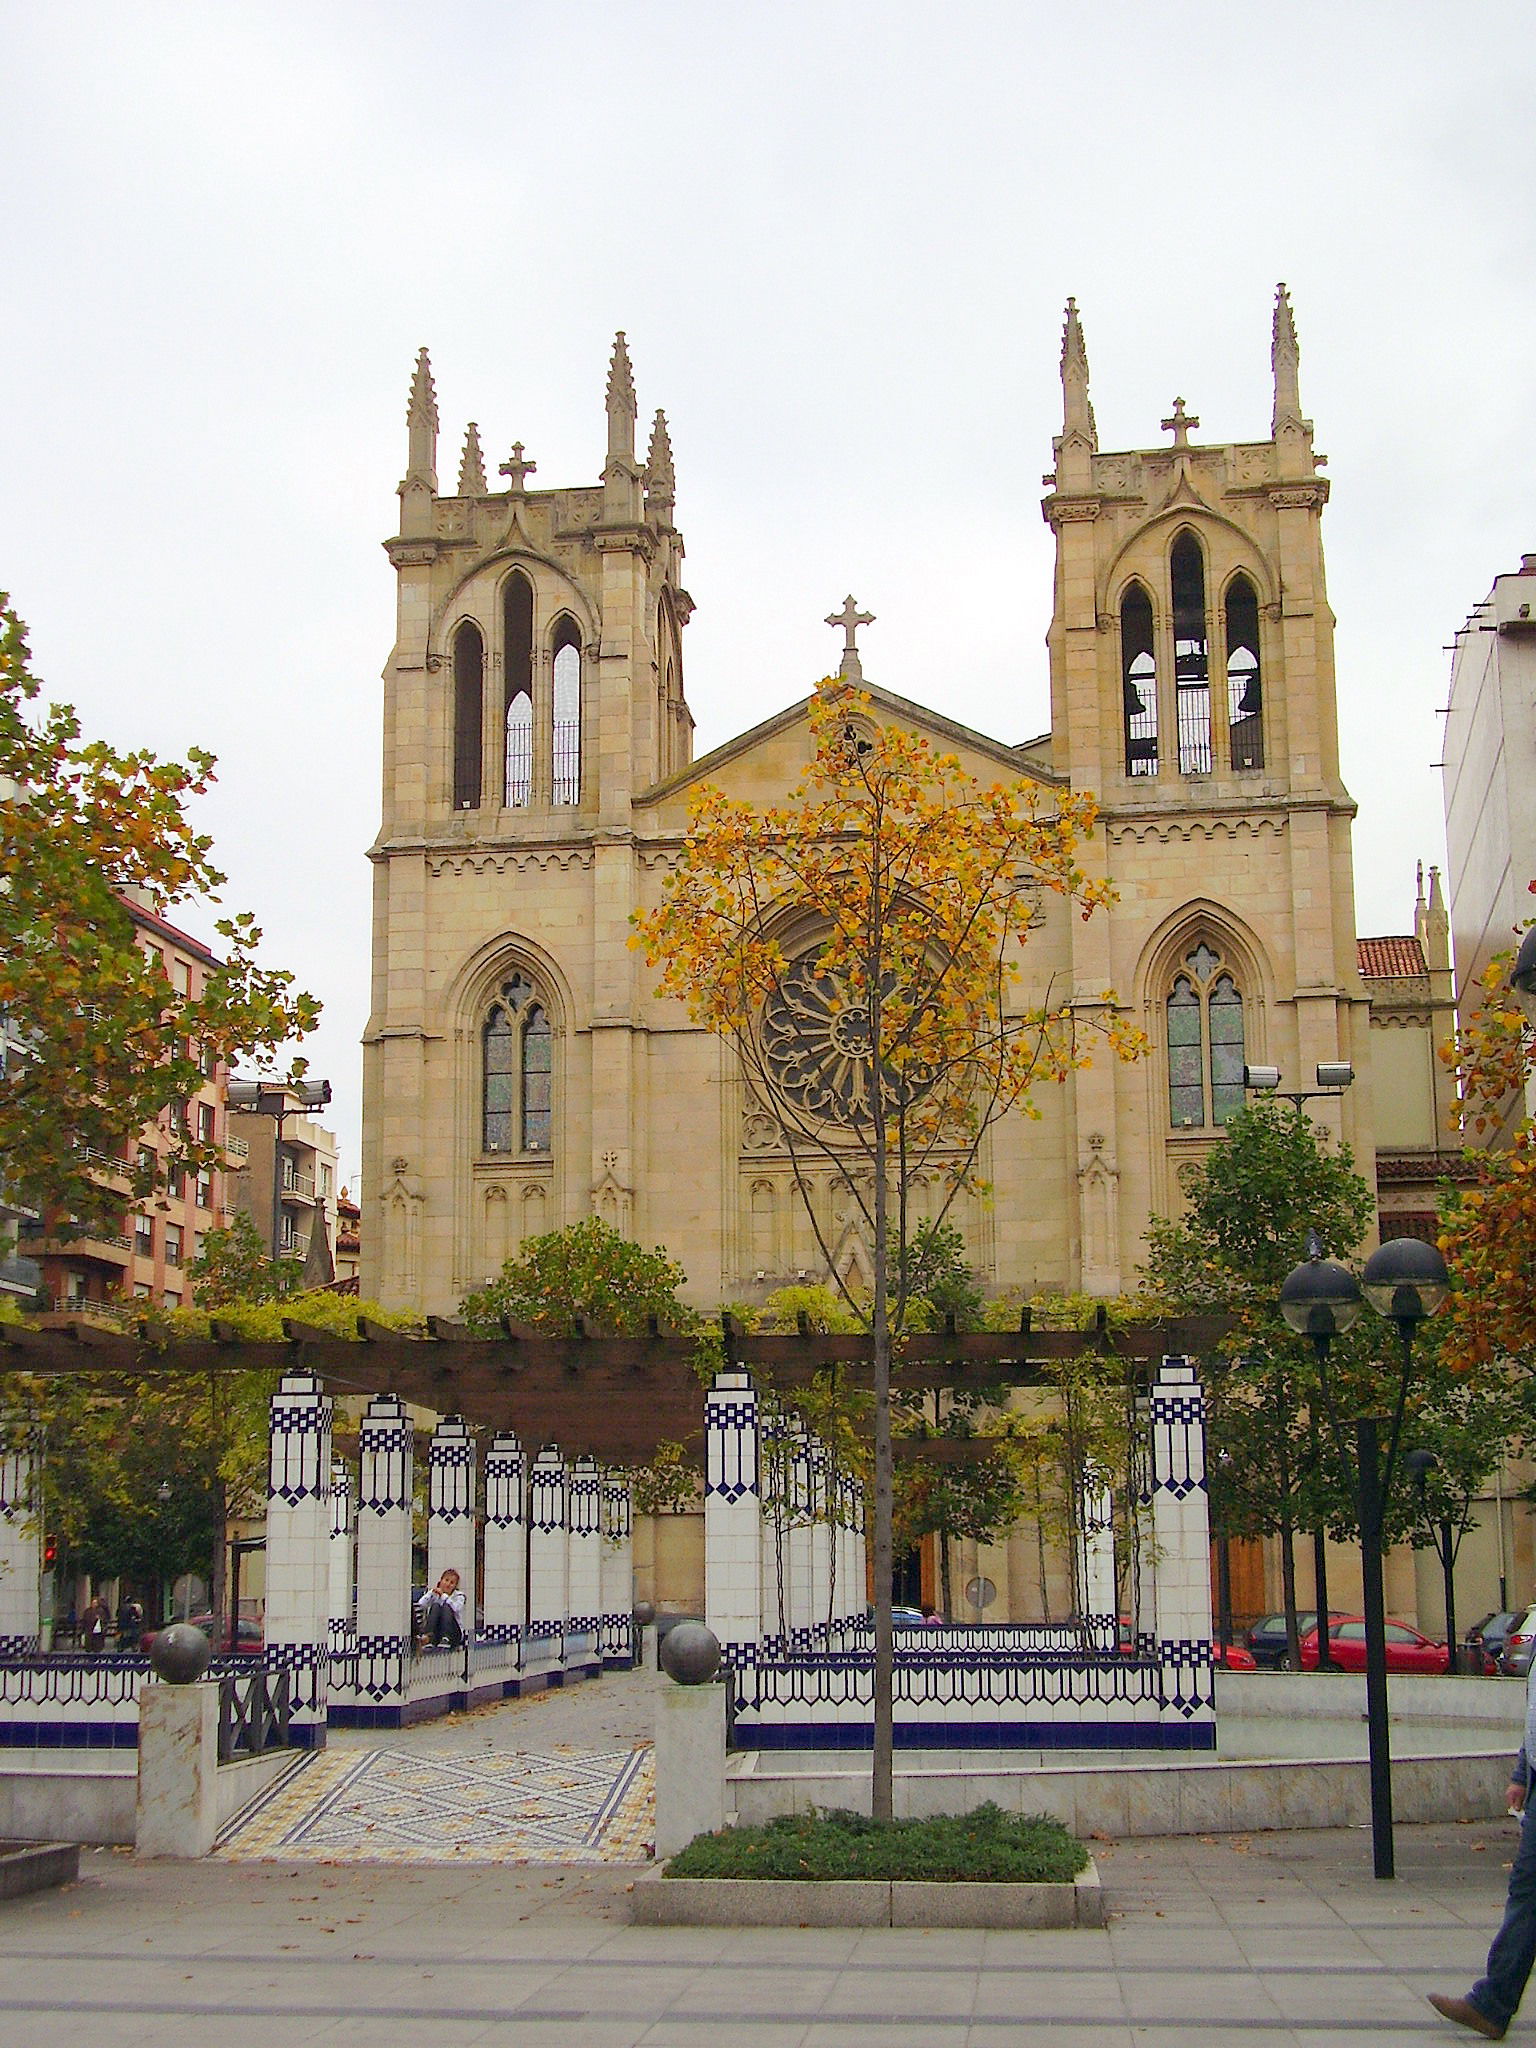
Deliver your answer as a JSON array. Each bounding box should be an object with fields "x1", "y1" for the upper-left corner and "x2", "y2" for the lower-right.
[{"x1": 664, "y1": 1803, "x2": 1088, "y2": 1883}]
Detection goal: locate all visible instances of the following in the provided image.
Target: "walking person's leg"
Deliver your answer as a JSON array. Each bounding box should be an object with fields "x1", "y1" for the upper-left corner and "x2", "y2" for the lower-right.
[{"x1": 1432, "y1": 1806, "x2": 1536, "y2": 2038}]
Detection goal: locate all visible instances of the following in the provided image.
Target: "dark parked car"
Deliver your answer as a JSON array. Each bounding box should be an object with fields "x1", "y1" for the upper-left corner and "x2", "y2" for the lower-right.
[
  {"x1": 1246, "y1": 1611, "x2": 1328, "y2": 1670},
  {"x1": 1467, "y1": 1611, "x2": 1520, "y2": 1665},
  {"x1": 145, "y1": 1612, "x2": 262, "y2": 1657}
]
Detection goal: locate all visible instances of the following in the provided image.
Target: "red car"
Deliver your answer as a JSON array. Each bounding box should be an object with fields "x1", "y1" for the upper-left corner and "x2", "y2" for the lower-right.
[{"x1": 1299, "y1": 1616, "x2": 1449, "y2": 1675}]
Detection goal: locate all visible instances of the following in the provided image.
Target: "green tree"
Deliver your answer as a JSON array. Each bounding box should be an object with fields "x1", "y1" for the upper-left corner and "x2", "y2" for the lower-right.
[
  {"x1": 186, "y1": 1210, "x2": 303, "y2": 1306},
  {"x1": 458, "y1": 1216, "x2": 701, "y2": 1340},
  {"x1": 1141, "y1": 1095, "x2": 1511, "y2": 1664},
  {"x1": 0, "y1": 594, "x2": 318, "y2": 1226}
]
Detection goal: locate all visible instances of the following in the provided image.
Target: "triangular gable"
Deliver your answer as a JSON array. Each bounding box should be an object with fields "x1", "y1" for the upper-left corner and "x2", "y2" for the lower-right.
[{"x1": 636, "y1": 681, "x2": 1065, "y2": 823}]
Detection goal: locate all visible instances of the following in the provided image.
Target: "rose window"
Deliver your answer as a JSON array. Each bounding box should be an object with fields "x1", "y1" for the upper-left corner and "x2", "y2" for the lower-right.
[{"x1": 760, "y1": 952, "x2": 928, "y2": 1126}]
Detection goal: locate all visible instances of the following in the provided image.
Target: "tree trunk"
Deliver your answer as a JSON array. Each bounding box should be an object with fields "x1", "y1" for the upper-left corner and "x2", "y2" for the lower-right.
[
  {"x1": 871, "y1": 1124, "x2": 894, "y2": 1822},
  {"x1": 939, "y1": 1529, "x2": 952, "y2": 1621},
  {"x1": 1280, "y1": 1515, "x2": 1301, "y2": 1670},
  {"x1": 1312, "y1": 1524, "x2": 1336, "y2": 1670},
  {"x1": 209, "y1": 1478, "x2": 228, "y2": 1650}
]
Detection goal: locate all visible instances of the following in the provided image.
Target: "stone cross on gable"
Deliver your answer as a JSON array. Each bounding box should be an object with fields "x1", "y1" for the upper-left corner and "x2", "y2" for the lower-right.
[
  {"x1": 1161, "y1": 397, "x2": 1199, "y2": 449},
  {"x1": 499, "y1": 441, "x2": 537, "y2": 492},
  {"x1": 825, "y1": 595, "x2": 874, "y2": 681}
]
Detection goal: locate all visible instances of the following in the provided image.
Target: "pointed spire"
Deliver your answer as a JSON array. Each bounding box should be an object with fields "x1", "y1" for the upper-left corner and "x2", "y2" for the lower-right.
[
  {"x1": 645, "y1": 408, "x2": 675, "y2": 520},
  {"x1": 1271, "y1": 283, "x2": 1305, "y2": 435},
  {"x1": 457, "y1": 421, "x2": 487, "y2": 497},
  {"x1": 1060, "y1": 297, "x2": 1097, "y2": 450},
  {"x1": 407, "y1": 346, "x2": 438, "y2": 434},
  {"x1": 606, "y1": 330, "x2": 637, "y2": 465},
  {"x1": 400, "y1": 346, "x2": 438, "y2": 529}
]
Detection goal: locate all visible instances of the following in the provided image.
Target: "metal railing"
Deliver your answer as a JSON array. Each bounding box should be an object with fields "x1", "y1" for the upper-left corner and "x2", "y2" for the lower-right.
[{"x1": 217, "y1": 1667, "x2": 293, "y2": 1762}]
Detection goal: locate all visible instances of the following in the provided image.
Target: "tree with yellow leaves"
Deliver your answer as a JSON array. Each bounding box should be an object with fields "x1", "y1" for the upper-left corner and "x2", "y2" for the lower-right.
[
  {"x1": 1439, "y1": 923, "x2": 1536, "y2": 1377},
  {"x1": 633, "y1": 677, "x2": 1140, "y2": 1817}
]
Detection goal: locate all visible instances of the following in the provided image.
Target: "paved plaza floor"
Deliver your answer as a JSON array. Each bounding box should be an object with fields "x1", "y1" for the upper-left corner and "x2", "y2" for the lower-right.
[
  {"x1": 6, "y1": 1671, "x2": 1530, "y2": 2044},
  {"x1": 1, "y1": 1817, "x2": 1524, "y2": 2046}
]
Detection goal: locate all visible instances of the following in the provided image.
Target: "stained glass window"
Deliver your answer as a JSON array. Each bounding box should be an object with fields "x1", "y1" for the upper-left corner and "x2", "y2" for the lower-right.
[
  {"x1": 481, "y1": 975, "x2": 551, "y2": 1155},
  {"x1": 1165, "y1": 947, "x2": 1247, "y2": 1128}
]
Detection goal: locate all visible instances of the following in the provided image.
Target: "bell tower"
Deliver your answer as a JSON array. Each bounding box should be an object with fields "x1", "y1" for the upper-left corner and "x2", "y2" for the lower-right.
[
  {"x1": 363, "y1": 335, "x2": 694, "y2": 1307},
  {"x1": 1041, "y1": 288, "x2": 1371, "y2": 1284}
]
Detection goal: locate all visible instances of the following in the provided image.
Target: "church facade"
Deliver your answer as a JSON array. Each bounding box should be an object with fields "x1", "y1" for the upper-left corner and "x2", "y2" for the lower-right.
[{"x1": 362, "y1": 290, "x2": 1396, "y2": 1322}]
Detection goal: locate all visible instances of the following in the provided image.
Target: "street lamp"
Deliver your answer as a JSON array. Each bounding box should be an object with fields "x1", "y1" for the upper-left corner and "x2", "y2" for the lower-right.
[
  {"x1": 1278, "y1": 1233, "x2": 1450, "y2": 1880},
  {"x1": 227, "y1": 1076, "x2": 333, "y2": 1266},
  {"x1": 1243, "y1": 1062, "x2": 1355, "y2": 1105}
]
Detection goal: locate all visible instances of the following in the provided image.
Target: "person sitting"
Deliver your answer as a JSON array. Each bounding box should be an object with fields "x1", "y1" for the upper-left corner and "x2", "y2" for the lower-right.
[{"x1": 415, "y1": 1568, "x2": 466, "y2": 1650}]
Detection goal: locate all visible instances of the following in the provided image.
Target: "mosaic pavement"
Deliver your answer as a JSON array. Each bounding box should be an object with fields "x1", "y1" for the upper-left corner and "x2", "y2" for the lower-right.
[{"x1": 217, "y1": 1741, "x2": 655, "y2": 1866}]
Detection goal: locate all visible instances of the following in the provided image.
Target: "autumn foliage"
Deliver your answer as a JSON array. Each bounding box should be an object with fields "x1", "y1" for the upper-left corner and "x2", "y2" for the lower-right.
[{"x1": 0, "y1": 594, "x2": 318, "y2": 1225}]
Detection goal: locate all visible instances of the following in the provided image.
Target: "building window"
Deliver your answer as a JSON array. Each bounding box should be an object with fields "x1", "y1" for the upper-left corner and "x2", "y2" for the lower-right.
[
  {"x1": 452, "y1": 620, "x2": 484, "y2": 810},
  {"x1": 133, "y1": 1282, "x2": 153, "y2": 1300},
  {"x1": 163, "y1": 1290, "x2": 181, "y2": 1310},
  {"x1": 164, "y1": 1223, "x2": 183, "y2": 1268},
  {"x1": 551, "y1": 616, "x2": 581, "y2": 805},
  {"x1": 134, "y1": 1214, "x2": 155, "y2": 1258},
  {"x1": 503, "y1": 571, "x2": 534, "y2": 806},
  {"x1": 319, "y1": 1164, "x2": 332, "y2": 1200},
  {"x1": 198, "y1": 1103, "x2": 215, "y2": 1142},
  {"x1": 1225, "y1": 574, "x2": 1264, "y2": 770},
  {"x1": 1120, "y1": 582, "x2": 1158, "y2": 777},
  {"x1": 194, "y1": 1170, "x2": 212, "y2": 1210},
  {"x1": 482, "y1": 973, "x2": 553, "y2": 1155},
  {"x1": 1166, "y1": 941, "x2": 1246, "y2": 1128},
  {"x1": 171, "y1": 959, "x2": 192, "y2": 996},
  {"x1": 1171, "y1": 532, "x2": 1212, "y2": 775}
]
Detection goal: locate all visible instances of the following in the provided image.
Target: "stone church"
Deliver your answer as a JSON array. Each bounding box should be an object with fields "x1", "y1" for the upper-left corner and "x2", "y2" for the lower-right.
[{"x1": 361, "y1": 290, "x2": 1456, "y2": 1328}]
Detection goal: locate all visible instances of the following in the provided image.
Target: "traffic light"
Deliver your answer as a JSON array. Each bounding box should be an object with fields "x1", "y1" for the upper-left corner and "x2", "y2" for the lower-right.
[{"x1": 42, "y1": 1537, "x2": 56, "y2": 1568}]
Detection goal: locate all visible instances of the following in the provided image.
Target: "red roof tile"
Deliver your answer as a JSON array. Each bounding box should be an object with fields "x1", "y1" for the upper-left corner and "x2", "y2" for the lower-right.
[{"x1": 1357, "y1": 936, "x2": 1426, "y2": 978}]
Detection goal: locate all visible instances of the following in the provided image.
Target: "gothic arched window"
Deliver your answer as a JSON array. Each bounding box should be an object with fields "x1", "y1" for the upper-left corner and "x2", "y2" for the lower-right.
[
  {"x1": 482, "y1": 974, "x2": 553, "y2": 1155},
  {"x1": 503, "y1": 571, "x2": 534, "y2": 806},
  {"x1": 1166, "y1": 941, "x2": 1246, "y2": 1128},
  {"x1": 1120, "y1": 582, "x2": 1158, "y2": 777},
  {"x1": 452, "y1": 621, "x2": 484, "y2": 810},
  {"x1": 551, "y1": 615, "x2": 582, "y2": 805},
  {"x1": 1225, "y1": 575, "x2": 1264, "y2": 771},
  {"x1": 1170, "y1": 533, "x2": 1211, "y2": 775}
]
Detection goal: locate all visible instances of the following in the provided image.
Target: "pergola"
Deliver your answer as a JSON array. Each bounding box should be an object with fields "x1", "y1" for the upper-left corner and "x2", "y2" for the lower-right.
[{"x1": 0, "y1": 1310, "x2": 1234, "y2": 1467}]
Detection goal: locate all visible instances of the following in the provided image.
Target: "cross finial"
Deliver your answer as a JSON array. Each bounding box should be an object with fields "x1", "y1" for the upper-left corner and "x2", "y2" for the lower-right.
[
  {"x1": 499, "y1": 441, "x2": 537, "y2": 492},
  {"x1": 1161, "y1": 397, "x2": 1199, "y2": 449},
  {"x1": 825, "y1": 595, "x2": 875, "y2": 681}
]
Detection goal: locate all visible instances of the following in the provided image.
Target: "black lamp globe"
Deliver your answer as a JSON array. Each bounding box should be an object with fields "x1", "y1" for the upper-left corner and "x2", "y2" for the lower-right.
[
  {"x1": 1278, "y1": 1250, "x2": 1364, "y2": 1341},
  {"x1": 1360, "y1": 1237, "x2": 1450, "y2": 1327}
]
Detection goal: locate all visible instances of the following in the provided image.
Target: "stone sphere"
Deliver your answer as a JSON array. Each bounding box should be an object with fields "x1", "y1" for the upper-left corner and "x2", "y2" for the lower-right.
[
  {"x1": 633, "y1": 1600, "x2": 656, "y2": 1627},
  {"x1": 659, "y1": 1620, "x2": 721, "y2": 1686},
  {"x1": 149, "y1": 1622, "x2": 211, "y2": 1685}
]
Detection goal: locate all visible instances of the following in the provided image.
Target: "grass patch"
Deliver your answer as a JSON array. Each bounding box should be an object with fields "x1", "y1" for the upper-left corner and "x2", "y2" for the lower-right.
[{"x1": 664, "y1": 1803, "x2": 1089, "y2": 1883}]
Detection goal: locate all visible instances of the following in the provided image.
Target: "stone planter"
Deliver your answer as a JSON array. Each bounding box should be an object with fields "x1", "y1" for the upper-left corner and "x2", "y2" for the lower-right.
[
  {"x1": 630, "y1": 1857, "x2": 1104, "y2": 1927},
  {"x1": 0, "y1": 1842, "x2": 80, "y2": 1900}
]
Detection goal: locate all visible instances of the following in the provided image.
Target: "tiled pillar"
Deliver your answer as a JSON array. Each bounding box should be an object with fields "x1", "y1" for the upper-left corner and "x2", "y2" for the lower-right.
[
  {"x1": 807, "y1": 1439, "x2": 833, "y2": 1642},
  {"x1": 526, "y1": 1447, "x2": 569, "y2": 1650},
  {"x1": 482, "y1": 1431, "x2": 526, "y2": 1648},
  {"x1": 1079, "y1": 1480, "x2": 1116, "y2": 1652},
  {"x1": 426, "y1": 1415, "x2": 477, "y2": 1635},
  {"x1": 759, "y1": 1409, "x2": 789, "y2": 1646},
  {"x1": 265, "y1": 1371, "x2": 334, "y2": 1747},
  {"x1": 328, "y1": 1461, "x2": 354, "y2": 1653},
  {"x1": 566, "y1": 1456, "x2": 604, "y2": 1634},
  {"x1": 1150, "y1": 1357, "x2": 1215, "y2": 1740},
  {"x1": 0, "y1": 1424, "x2": 39, "y2": 1653},
  {"x1": 600, "y1": 1469, "x2": 634, "y2": 1664},
  {"x1": 1133, "y1": 1393, "x2": 1158, "y2": 1656},
  {"x1": 704, "y1": 1368, "x2": 763, "y2": 1653},
  {"x1": 785, "y1": 1428, "x2": 814, "y2": 1646},
  {"x1": 354, "y1": 1394, "x2": 413, "y2": 1704}
]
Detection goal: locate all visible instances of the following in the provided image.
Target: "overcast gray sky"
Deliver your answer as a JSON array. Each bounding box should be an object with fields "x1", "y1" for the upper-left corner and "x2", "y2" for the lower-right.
[{"x1": 2, "y1": 2, "x2": 1532, "y2": 1188}]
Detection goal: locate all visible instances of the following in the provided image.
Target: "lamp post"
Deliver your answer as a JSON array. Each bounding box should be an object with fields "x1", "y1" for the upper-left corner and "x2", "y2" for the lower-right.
[
  {"x1": 227, "y1": 1077, "x2": 332, "y2": 1268},
  {"x1": 1279, "y1": 1234, "x2": 1450, "y2": 1879}
]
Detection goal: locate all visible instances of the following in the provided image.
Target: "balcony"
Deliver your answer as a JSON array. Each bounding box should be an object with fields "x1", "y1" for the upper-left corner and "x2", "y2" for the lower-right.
[
  {"x1": 20, "y1": 1220, "x2": 132, "y2": 1271},
  {"x1": 279, "y1": 1168, "x2": 316, "y2": 1206},
  {"x1": 224, "y1": 1135, "x2": 249, "y2": 1162}
]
